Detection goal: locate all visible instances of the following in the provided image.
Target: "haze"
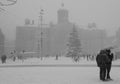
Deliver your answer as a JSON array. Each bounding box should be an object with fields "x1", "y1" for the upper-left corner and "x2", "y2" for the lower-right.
[{"x1": 0, "y1": 0, "x2": 120, "y2": 40}]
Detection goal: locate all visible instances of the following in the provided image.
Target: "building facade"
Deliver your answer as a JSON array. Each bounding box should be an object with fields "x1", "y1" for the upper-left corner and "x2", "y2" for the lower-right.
[
  {"x1": 115, "y1": 27, "x2": 120, "y2": 59},
  {"x1": 15, "y1": 6, "x2": 108, "y2": 57},
  {"x1": 15, "y1": 19, "x2": 50, "y2": 57},
  {"x1": 116, "y1": 27, "x2": 120, "y2": 47}
]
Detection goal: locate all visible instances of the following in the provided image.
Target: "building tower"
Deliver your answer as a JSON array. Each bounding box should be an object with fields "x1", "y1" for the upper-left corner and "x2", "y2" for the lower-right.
[
  {"x1": 0, "y1": 29, "x2": 5, "y2": 55},
  {"x1": 57, "y1": 3, "x2": 69, "y2": 24}
]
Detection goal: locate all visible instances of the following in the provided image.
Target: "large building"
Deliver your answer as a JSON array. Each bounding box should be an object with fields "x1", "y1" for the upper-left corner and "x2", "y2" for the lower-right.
[
  {"x1": 15, "y1": 25, "x2": 36, "y2": 53},
  {"x1": 15, "y1": 6, "x2": 108, "y2": 57},
  {"x1": 116, "y1": 27, "x2": 120, "y2": 47},
  {"x1": 48, "y1": 6, "x2": 107, "y2": 56},
  {"x1": 15, "y1": 18, "x2": 50, "y2": 57},
  {"x1": 79, "y1": 28, "x2": 107, "y2": 55},
  {"x1": 0, "y1": 28, "x2": 5, "y2": 55},
  {"x1": 114, "y1": 27, "x2": 120, "y2": 59}
]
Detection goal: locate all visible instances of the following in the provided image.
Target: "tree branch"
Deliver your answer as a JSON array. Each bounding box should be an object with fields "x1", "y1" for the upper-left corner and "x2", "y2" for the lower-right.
[{"x1": 0, "y1": 0, "x2": 17, "y2": 6}]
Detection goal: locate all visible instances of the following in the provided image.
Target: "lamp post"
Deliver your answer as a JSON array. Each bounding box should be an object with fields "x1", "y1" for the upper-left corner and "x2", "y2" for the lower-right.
[{"x1": 37, "y1": 9, "x2": 44, "y2": 60}]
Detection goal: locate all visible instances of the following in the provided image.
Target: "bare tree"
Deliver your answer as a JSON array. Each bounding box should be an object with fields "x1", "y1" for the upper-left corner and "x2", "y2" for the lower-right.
[
  {"x1": 0, "y1": 0, "x2": 17, "y2": 6},
  {"x1": 0, "y1": 0, "x2": 17, "y2": 12}
]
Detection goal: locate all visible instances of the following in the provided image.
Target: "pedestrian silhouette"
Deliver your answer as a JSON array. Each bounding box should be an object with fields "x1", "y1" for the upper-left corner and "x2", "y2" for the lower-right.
[
  {"x1": 1, "y1": 54, "x2": 7, "y2": 64},
  {"x1": 96, "y1": 50, "x2": 110, "y2": 81},
  {"x1": 106, "y1": 49, "x2": 113, "y2": 80}
]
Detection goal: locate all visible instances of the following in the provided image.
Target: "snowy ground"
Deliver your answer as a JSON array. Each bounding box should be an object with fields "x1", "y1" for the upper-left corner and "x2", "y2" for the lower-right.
[
  {"x1": 0, "y1": 57, "x2": 120, "y2": 84},
  {"x1": 0, "y1": 67, "x2": 120, "y2": 84},
  {"x1": 0, "y1": 57, "x2": 96, "y2": 65},
  {"x1": 0, "y1": 57, "x2": 119, "y2": 66}
]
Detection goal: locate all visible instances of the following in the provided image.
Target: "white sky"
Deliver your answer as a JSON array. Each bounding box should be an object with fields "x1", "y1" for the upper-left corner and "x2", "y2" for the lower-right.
[{"x1": 0, "y1": 0, "x2": 120, "y2": 40}]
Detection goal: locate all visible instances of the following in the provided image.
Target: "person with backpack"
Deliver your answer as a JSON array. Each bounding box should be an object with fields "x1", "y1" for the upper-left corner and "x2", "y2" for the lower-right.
[{"x1": 96, "y1": 50, "x2": 110, "y2": 81}]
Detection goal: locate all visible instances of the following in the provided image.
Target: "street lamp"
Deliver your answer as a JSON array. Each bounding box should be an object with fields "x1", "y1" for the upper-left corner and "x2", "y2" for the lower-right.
[{"x1": 37, "y1": 9, "x2": 44, "y2": 60}]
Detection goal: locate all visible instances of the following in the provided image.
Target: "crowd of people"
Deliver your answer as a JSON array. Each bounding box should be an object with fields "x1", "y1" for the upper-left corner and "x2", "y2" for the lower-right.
[{"x1": 96, "y1": 49, "x2": 113, "y2": 81}]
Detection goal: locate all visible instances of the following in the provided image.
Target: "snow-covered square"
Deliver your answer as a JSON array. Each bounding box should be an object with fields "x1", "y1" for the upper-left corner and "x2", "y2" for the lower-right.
[
  {"x1": 0, "y1": 66, "x2": 120, "y2": 84},
  {"x1": 0, "y1": 58, "x2": 120, "y2": 84}
]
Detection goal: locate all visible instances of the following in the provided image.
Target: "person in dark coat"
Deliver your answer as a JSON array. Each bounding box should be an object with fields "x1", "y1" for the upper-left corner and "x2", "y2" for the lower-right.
[
  {"x1": 106, "y1": 49, "x2": 113, "y2": 80},
  {"x1": 1, "y1": 54, "x2": 7, "y2": 64},
  {"x1": 96, "y1": 50, "x2": 110, "y2": 81}
]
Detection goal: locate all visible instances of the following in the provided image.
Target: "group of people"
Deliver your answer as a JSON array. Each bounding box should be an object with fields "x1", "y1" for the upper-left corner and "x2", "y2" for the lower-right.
[
  {"x1": 0, "y1": 52, "x2": 16, "y2": 64},
  {"x1": 96, "y1": 49, "x2": 113, "y2": 81}
]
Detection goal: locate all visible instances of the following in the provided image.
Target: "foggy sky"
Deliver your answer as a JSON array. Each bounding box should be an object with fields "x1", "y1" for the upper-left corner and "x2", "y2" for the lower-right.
[{"x1": 0, "y1": 0, "x2": 120, "y2": 40}]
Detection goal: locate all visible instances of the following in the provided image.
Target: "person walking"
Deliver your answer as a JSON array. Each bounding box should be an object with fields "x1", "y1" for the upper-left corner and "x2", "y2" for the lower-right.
[
  {"x1": 106, "y1": 49, "x2": 113, "y2": 80},
  {"x1": 1, "y1": 54, "x2": 7, "y2": 64},
  {"x1": 96, "y1": 50, "x2": 110, "y2": 81}
]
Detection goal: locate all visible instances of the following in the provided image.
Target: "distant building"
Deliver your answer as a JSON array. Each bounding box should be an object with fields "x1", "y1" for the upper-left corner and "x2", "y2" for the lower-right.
[
  {"x1": 116, "y1": 27, "x2": 120, "y2": 47},
  {"x1": 0, "y1": 28, "x2": 5, "y2": 55},
  {"x1": 15, "y1": 26, "x2": 36, "y2": 53},
  {"x1": 15, "y1": 19, "x2": 50, "y2": 57},
  {"x1": 115, "y1": 27, "x2": 120, "y2": 59},
  {"x1": 15, "y1": 5, "x2": 108, "y2": 57},
  {"x1": 48, "y1": 6, "x2": 74, "y2": 56},
  {"x1": 79, "y1": 28, "x2": 107, "y2": 55},
  {"x1": 48, "y1": 6, "x2": 107, "y2": 56}
]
